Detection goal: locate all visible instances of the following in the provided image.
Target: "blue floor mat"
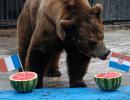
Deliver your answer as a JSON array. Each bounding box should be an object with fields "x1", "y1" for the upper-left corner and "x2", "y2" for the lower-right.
[{"x1": 0, "y1": 86, "x2": 130, "y2": 100}]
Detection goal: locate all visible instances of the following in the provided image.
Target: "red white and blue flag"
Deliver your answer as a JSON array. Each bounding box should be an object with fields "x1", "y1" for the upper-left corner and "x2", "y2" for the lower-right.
[
  {"x1": 109, "y1": 52, "x2": 130, "y2": 72},
  {"x1": 0, "y1": 53, "x2": 22, "y2": 72}
]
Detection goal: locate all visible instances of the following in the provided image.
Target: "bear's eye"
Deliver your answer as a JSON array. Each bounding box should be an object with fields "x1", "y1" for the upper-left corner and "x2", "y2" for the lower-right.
[
  {"x1": 89, "y1": 41, "x2": 97, "y2": 47},
  {"x1": 89, "y1": 35, "x2": 94, "y2": 38},
  {"x1": 64, "y1": 24, "x2": 78, "y2": 33},
  {"x1": 89, "y1": 38, "x2": 97, "y2": 45}
]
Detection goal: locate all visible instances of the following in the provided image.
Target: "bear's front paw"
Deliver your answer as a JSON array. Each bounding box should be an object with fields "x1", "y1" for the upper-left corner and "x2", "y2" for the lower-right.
[{"x1": 70, "y1": 80, "x2": 87, "y2": 88}]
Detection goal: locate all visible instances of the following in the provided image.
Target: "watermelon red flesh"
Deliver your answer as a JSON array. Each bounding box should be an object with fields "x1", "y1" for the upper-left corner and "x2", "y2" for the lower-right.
[
  {"x1": 94, "y1": 72, "x2": 122, "y2": 91},
  {"x1": 9, "y1": 72, "x2": 38, "y2": 93},
  {"x1": 95, "y1": 72, "x2": 121, "y2": 78},
  {"x1": 10, "y1": 72, "x2": 36, "y2": 81}
]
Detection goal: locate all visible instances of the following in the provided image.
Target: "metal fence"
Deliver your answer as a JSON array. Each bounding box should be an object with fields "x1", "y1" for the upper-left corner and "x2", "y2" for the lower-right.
[
  {"x1": 0, "y1": 0, "x2": 25, "y2": 28},
  {"x1": 0, "y1": 0, "x2": 130, "y2": 28},
  {"x1": 90, "y1": 0, "x2": 130, "y2": 24}
]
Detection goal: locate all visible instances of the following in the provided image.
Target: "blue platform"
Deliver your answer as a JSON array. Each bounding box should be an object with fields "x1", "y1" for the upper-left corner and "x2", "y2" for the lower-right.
[{"x1": 0, "y1": 87, "x2": 130, "y2": 100}]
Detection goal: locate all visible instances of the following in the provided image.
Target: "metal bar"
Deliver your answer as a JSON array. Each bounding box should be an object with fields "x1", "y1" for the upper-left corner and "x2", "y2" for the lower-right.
[
  {"x1": 10, "y1": 0, "x2": 13, "y2": 20},
  {"x1": 0, "y1": 0, "x2": 1, "y2": 19},
  {"x1": 16, "y1": 0, "x2": 19, "y2": 17}
]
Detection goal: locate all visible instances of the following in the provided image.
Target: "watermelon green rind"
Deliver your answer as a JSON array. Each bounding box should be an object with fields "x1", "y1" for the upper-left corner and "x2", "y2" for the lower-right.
[
  {"x1": 94, "y1": 72, "x2": 122, "y2": 91},
  {"x1": 9, "y1": 72, "x2": 38, "y2": 93},
  {"x1": 10, "y1": 78, "x2": 38, "y2": 93},
  {"x1": 116, "y1": 77, "x2": 121, "y2": 89},
  {"x1": 95, "y1": 76, "x2": 121, "y2": 91}
]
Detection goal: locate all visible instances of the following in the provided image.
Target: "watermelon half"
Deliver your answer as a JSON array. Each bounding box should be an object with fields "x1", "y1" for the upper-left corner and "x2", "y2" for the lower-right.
[
  {"x1": 94, "y1": 72, "x2": 122, "y2": 91},
  {"x1": 9, "y1": 71, "x2": 38, "y2": 93}
]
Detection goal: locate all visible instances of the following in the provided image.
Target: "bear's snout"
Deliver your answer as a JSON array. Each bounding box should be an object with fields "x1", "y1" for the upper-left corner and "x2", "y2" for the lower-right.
[{"x1": 99, "y1": 49, "x2": 111, "y2": 60}]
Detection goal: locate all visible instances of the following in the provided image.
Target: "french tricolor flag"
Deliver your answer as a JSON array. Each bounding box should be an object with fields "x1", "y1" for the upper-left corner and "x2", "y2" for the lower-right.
[
  {"x1": 109, "y1": 52, "x2": 130, "y2": 72},
  {"x1": 0, "y1": 53, "x2": 22, "y2": 72}
]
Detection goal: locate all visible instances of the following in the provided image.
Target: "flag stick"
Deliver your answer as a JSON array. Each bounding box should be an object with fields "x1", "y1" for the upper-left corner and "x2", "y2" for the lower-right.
[{"x1": 17, "y1": 53, "x2": 25, "y2": 72}]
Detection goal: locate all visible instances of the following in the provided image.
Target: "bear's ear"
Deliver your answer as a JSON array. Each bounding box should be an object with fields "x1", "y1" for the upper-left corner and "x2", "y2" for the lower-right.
[
  {"x1": 60, "y1": 19, "x2": 73, "y2": 28},
  {"x1": 90, "y1": 4, "x2": 103, "y2": 17},
  {"x1": 57, "y1": 19, "x2": 74, "y2": 40},
  {"x1": 62, "y1": 0, "x2": 75, "y2": 6}
]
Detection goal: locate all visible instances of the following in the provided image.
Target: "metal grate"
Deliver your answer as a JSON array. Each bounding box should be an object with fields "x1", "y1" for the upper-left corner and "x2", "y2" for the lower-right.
[
  {"x1": 0, "y1": 0, "x2": 130, "y2": 28},
  {"x1": 91, "y1": 0, "x2": 130, "y2": 25},
  {"x1": 0, "y1": 0, "x2": 25, "y2": 28}
]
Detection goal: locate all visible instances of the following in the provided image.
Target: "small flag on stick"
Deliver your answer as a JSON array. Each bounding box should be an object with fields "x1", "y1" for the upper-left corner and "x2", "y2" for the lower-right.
[
  {"x1": 0, "y1": 53, "x2": 22, "y2": 72},
  {"x1": 109, "y1": 52, "x2": 130, "y2": 72}
]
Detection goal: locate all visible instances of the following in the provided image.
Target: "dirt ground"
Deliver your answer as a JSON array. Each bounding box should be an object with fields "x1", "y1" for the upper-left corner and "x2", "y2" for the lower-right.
[{"x1": 0, "y1": 29, "x2": 130, "y2": 90}]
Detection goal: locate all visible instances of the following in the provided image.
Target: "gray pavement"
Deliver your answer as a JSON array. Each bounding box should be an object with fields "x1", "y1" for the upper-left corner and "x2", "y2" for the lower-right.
[{"x1": 0, "y1": 29, "x2": 130, "y2": 90}]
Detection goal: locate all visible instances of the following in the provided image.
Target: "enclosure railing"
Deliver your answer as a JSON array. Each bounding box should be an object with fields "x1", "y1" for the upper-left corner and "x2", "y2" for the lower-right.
[
  {"x1": 0, "y1": 0, "x2": 130, "y2": 28},
  {"x1": 0, "y1": 0, "x2": 25, "y2": 28},
  {"x1": 90, "y1": 0, "x2": 130, "y2": 25}
]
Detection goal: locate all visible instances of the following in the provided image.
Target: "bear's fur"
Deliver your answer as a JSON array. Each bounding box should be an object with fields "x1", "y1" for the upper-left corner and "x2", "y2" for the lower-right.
[{"x1": 17, "y1": 0, "x2": 110, "y2": 88}]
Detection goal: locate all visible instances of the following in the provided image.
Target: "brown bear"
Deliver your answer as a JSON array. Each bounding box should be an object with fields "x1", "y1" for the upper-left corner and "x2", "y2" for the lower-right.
[{"x1": 17, "y1": 0, "x2": 110, "y2": 88}]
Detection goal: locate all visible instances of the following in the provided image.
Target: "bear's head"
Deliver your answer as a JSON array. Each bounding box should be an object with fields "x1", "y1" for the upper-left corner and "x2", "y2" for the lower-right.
[{"x1": 57, "y1": 0, "x2": 110, "y2": 60}]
